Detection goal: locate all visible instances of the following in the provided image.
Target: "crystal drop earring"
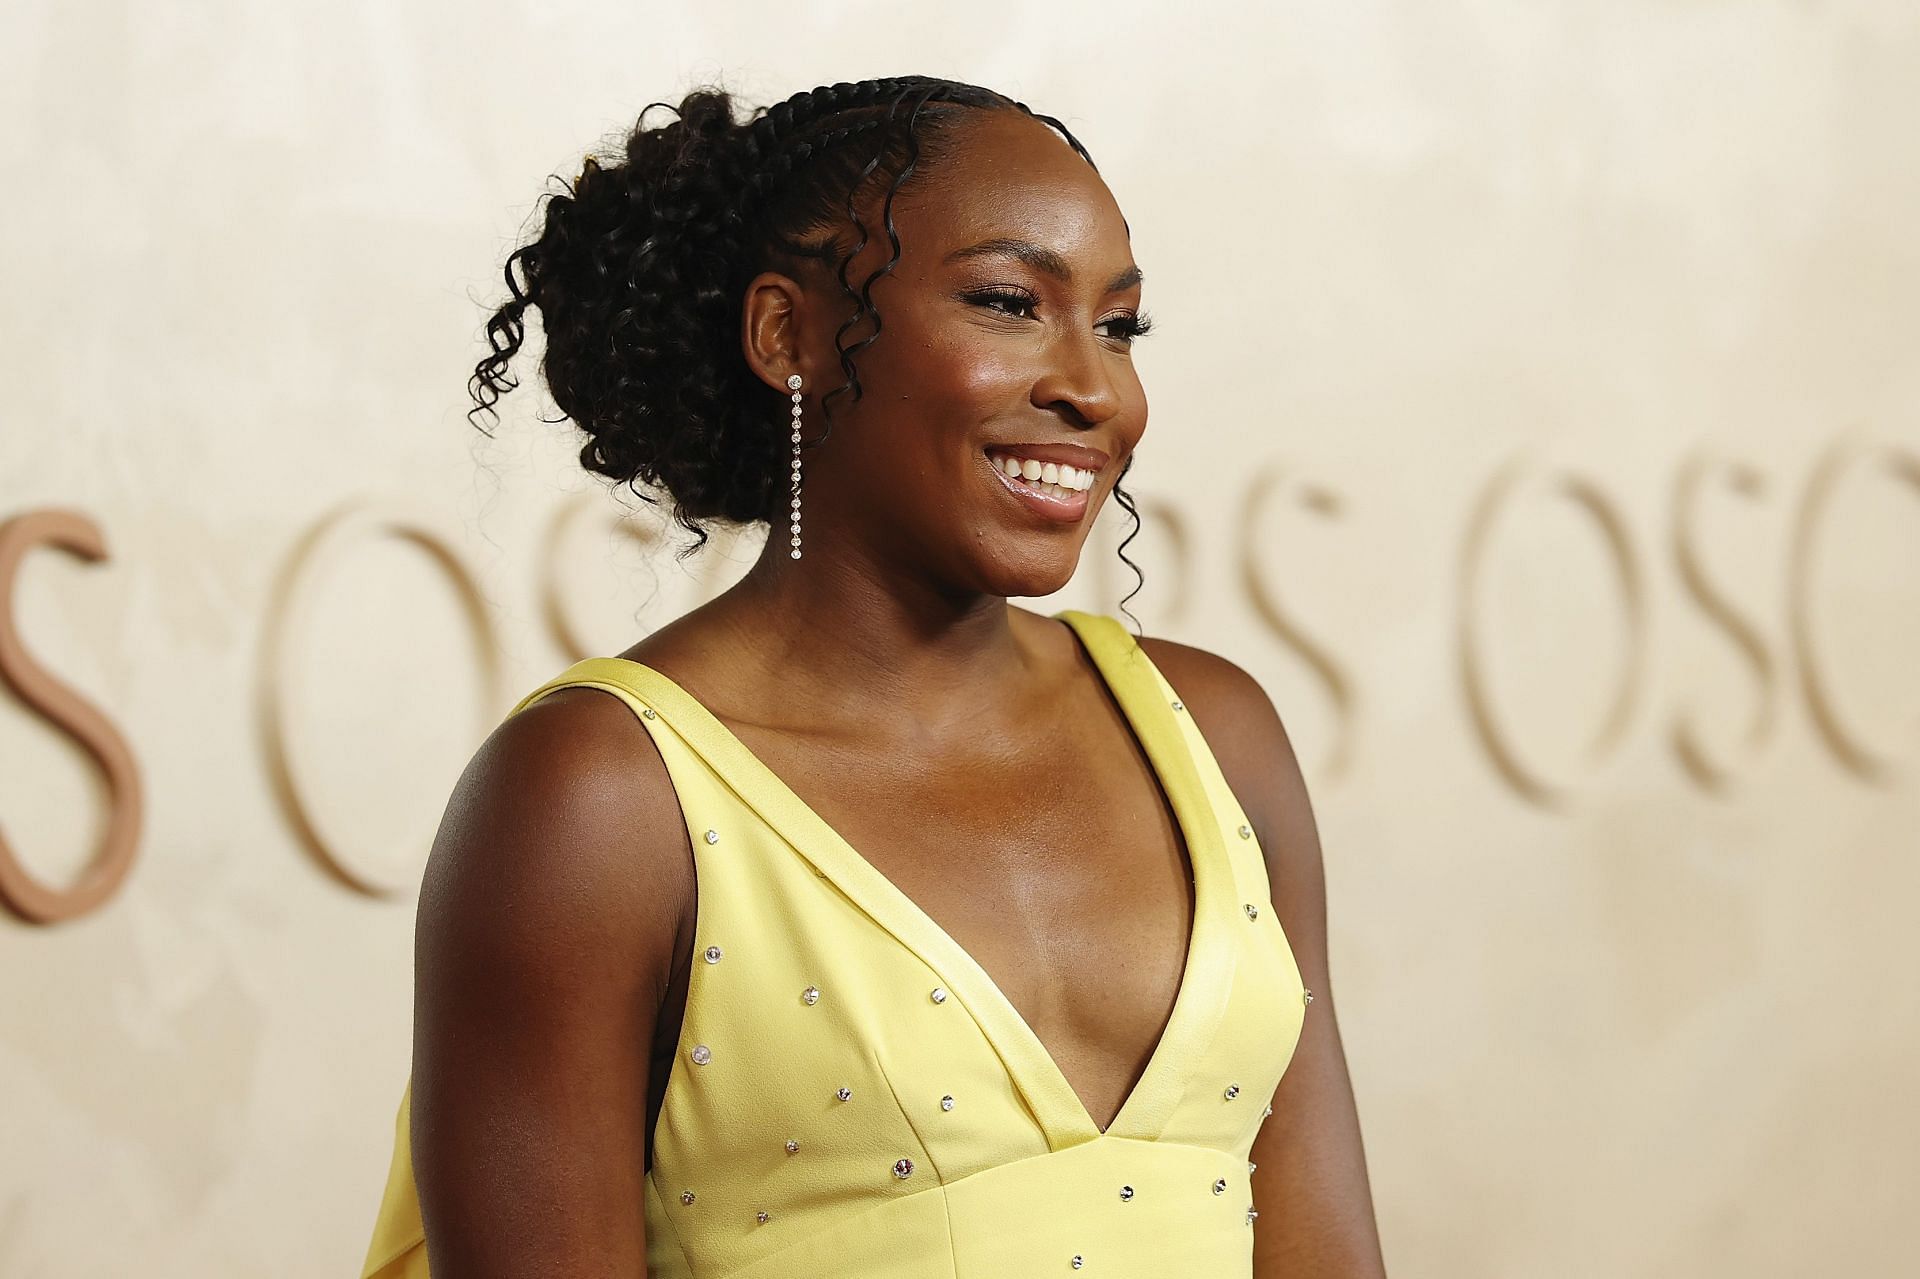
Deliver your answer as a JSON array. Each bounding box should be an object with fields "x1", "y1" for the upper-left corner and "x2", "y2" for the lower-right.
[{"x1": 787, "y1": 373, "x2": 805, "y2": 559}]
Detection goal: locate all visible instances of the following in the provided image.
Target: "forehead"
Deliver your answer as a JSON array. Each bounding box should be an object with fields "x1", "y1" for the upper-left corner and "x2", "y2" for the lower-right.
[{"x1": 893, "y1": 110, "x2": 1129, "y2": 266}]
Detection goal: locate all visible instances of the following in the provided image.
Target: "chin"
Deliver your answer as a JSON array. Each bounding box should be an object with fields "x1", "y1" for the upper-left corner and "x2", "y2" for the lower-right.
[{"x1": 976, "y1": 547, "x2": 1082, "y2": 601}]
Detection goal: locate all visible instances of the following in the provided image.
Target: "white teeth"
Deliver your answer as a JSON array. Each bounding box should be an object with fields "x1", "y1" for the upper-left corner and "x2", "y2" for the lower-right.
[{"x1": 990, "y1": 451, "x2": 1095, "y2": 492}]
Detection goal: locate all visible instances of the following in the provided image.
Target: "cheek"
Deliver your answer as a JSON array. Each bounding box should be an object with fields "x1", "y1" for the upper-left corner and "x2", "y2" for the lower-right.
[
  {"x1": 883, "y1": 316, "x2": 1029, "y2": 411},
  {"x1": 943, "y1": 336, "x2": 1029, "y2": 406}
]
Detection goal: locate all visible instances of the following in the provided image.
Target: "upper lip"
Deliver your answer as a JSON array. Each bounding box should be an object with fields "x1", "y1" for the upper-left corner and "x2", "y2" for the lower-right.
[{"x1": 984, "y1": 441, "x2": 1111, "y2": 473}]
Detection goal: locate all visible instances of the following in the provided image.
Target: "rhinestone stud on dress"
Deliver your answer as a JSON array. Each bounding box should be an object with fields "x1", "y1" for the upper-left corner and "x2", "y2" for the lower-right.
[
  {"x1": 756, "y1": 1210, "x2": 772, "y2": 1224},
  {"x1": 1303, "y1": 988, "x2": 1314, "y2": 1006},
  {"x1": 703, "y1": 945, "x2": 723, "y2": 964},
  {"x1": 941, "y1": 1095, "x2": 955, "y2": 1111},
  {"x1": 1170, "y1": 699, "x2": 1184, "y2": 711},
  {"x1": 1246, "y1": 1207, "x2": 1259, "y2": 1225},
  {"x1": 690, "y1": 1044, "x2": 711, "y2": 1065},
  {"x1": 704, "y1": 829, "x2": 720, "y2": 845},
  {"x1": 680, "y1": 1189, "x2": 695, "y2": 1205},
  {"x1": 1119, "y1": 1185, "x2": 1134, "y2": 1201},
  {"x1": 802, "y1": 985, "x2": 821, "y2": 1005},
  {"x1": 1244, "y1": 903, "x2": 1259, "y2": 920},
  {"x1": 1071, "y1": 1257, "x2": 1085, "y2": 1270},
  {"x1": 1237, "y1": 823, "x2": 1252, "y2": 839},
  {"x1": 1212, "y1": 1178, "x2": 1227, "y2": 1195},
  {"x1": 1224, "y1": 1083, "x2": 1241, "y2": 1100},
  {"x1": 930, "y1": 987, "x2": 948, "y2": 1004},
  {"x1": 641, "y1": 707, "x2": 657, "y2": 720},
  {"x1": 836, "y1": 1086, "x2": 853, "y2": 1101},
  {"x1": 785, "y1": 1139, "x2": 800, "y2": 1154},
  {"x1": 892, "y1": 1158, "x2": 914, "y2": 1179}
]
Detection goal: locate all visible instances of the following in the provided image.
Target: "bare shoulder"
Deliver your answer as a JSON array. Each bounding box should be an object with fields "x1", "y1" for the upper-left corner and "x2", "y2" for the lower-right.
[
  {"x1": 419, "y1": 685, "x2": 694, "y2": 960},
  {"x1": 409, "y1": 682, "x2": 694, "y2": 1272},
  {"x1": 1133, "y1": 633, "x2": 1301, "y2": 815}
]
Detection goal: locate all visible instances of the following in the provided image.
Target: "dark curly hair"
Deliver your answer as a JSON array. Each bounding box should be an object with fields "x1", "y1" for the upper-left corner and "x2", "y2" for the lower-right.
[{"x1": 468, "y1": 74, "x2": 1143, "y2": 614}]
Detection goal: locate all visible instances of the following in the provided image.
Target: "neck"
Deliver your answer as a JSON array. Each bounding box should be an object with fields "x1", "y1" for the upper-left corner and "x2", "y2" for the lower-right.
[{"x1": 705, "y1": 529, "x2": 1053, "y2": 737}]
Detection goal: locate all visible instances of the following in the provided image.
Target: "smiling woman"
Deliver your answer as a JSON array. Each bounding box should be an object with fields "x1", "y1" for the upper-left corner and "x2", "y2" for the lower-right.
[{"x1": 360, "y1": 75, "x2": 1387, "y2": 1278}]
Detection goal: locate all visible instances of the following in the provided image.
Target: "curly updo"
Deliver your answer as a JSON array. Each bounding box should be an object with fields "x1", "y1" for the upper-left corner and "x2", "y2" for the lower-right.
[{"x1": 469, "y1": 75, "x2": 1143, "y2": 604}]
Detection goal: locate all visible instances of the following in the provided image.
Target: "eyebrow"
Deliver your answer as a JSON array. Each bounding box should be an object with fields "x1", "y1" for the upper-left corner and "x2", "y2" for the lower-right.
[{"x1": 943, "y1": 236, "x2": 1144, "y2": 294}]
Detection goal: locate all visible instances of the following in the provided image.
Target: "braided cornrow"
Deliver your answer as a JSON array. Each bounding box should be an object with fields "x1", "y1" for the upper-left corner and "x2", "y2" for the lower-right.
[{"x1": 467, "y1": 74, "x2": 1143, "y2": 619}]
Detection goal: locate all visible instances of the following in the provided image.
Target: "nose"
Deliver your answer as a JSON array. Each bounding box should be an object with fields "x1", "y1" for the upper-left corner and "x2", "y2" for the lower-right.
[{"x1": 1030, "y1": 326, "x2": 1123, "y2": 428}]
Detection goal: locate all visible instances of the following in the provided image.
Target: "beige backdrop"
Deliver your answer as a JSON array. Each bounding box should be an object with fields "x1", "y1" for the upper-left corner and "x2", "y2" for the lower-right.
[{"x1": 3, "y1": 1, "x2": 1917, "y2": 1275}]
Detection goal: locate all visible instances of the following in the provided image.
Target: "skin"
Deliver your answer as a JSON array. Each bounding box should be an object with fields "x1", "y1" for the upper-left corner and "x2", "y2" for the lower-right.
[{"x1": 411, "y1": 108, "x2": 1387, "y2": 1277}]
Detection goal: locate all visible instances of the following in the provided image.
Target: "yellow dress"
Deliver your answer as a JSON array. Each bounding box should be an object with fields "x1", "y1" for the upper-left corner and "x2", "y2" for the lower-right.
[{"x1": 361, "y1": 608, "x2": 1309, "y2": 1278}]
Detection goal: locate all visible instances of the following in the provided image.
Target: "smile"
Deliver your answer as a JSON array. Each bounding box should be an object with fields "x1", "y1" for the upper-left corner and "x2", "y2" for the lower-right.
[
  {"x1": 984, "y1": 447, "x2": 1093, "y2": 523},
  {"x1": 986, "y1": 448, "x2": 1097, "y2": 495}
]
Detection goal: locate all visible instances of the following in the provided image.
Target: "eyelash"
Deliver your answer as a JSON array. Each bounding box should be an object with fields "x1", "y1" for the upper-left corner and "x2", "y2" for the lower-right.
[{"x1": 964, "y1": 287, "x2": 1155, "y2": 343}]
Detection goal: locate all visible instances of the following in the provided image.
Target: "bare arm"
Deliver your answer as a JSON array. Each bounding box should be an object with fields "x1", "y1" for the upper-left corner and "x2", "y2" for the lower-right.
[
  {"x1": 1144, "y1": 638, "x2": 1388, "y2": 1277},
  {"x1": 410, "y1": 687, "x2": 693, "y2": 1278}
]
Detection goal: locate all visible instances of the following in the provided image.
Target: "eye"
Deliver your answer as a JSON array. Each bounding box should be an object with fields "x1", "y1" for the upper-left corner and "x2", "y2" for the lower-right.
[
  {"x1": 963, "y1": 287, "x2": 1039, "y2": 319},
  {"x1": 963, "y1": 289, "x2": 1157, "y2": 346},
  {"x1": 1101, "y1": 310, "x2": 1155, "y2": 344}
]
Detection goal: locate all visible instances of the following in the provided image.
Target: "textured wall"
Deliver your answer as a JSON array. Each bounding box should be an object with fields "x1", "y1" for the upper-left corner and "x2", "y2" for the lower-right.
[{"x1": 3, "y1": 1, "x2": 1917, "y2": 1275}]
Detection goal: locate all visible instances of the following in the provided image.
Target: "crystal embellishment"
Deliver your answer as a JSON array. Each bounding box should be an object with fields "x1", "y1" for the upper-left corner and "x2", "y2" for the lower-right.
[
  {"x1": 893, "y1": 1157, "x2": 914, "y2": 1179},
  {"x1": 680, "y1": 1189, "x2": 695, "y2": 1205},
  {"x1": 788, "y1": 374, "x2": 803, "y2": 390},
  {"x1": 1212, "y1": 1178, "x2": 1227, "y2": 1195},
  {"x1": 1170, "y1": 699, "x2": 1184, "y2": 711},
  {"x1": 802, "y1": 986, "x2": 821, "y2": 1005},
  {"x1": 690, "y1": 1044, "x2": 711, "y2": 1065},
  {"x1": 641, "y1": 707, "x2": 657, "y2": 719},
  {"x1": 1246, "y1": 1207, "x2": 1259, "y2": 1224},
  {"x1": 941, "y1": 1095, "x2": 955, "y2": 1111},
  {"x1": 1071, "y1": 1258, "x2": 1085, "y2": 1270},
  {"x1": 703, "y1": 945, "x2": 723, "y2": 964},
  {"x1": 1119, "y1": 1185, "x2": 1134, "y2": 1201},
  {"x1": 1244, "y1": 903, "x2": 1259, "y2": 920},
  {"x1": 1303, "y1": 987, "x2": 1314, "y2": 1005},
  {"x1": 930, "y1": 987, "x2": 947, "y2": 1004},
  {"x1": 1237, "y1": 823, "x2": 1251, "y2": 839},
  {"x1": 1224, "y1": 1083, "x2": 1240, "y2": 1100},
  {"x1": 836, "y1": 1086, "x2": 853, "y2": 1101},
  {"x1": 704, "y1": 829, "x2": 720, "y2": 845},
  {"x1": 785, "y1": 1139, "x2": 799, "y2": 1154},
  {"x1": 756, "y1": 1210, "x2": 772, "y2": 1224}
]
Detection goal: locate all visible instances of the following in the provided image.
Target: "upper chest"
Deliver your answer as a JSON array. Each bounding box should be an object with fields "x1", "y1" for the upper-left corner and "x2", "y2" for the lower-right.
[{"x1": 705, "y1": 673, "x2": 1203, "y2": 1114}]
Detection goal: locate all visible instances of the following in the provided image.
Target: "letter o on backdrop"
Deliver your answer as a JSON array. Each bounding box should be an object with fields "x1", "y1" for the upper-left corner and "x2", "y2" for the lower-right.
[
  {"x1": 261, "y1": 497, "x2": 504, "y2": 897},
  {"x1": 1459, "y1": 455, "x2": 1652, "y2": 807}
]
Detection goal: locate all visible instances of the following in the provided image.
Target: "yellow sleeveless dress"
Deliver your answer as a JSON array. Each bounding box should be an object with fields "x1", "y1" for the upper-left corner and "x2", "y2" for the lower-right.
[{"x1": 361, "y1": 608, "x2": 1309, "y2": 1278}]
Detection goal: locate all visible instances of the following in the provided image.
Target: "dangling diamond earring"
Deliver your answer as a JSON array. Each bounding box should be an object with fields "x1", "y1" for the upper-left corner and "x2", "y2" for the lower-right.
[{"x1": 786, "y1": 373, "x2": 805, "y2": 559}]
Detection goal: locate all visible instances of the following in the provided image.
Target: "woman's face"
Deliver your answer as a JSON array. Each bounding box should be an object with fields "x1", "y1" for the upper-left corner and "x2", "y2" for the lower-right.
[{"x1": 753, "y1": 109, "x2": 1150, "y2": 603}]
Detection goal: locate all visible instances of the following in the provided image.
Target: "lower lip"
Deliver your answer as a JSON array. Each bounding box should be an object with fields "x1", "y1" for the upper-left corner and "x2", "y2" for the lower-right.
[{"x1": 986, "y1": 455, "x2": 1091, "y2": 523}]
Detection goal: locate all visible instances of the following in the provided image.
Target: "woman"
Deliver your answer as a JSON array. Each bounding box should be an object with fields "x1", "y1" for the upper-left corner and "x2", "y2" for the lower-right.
[{"x1": 362, "y1": 76, "x2": 1386, "y2": 1277}]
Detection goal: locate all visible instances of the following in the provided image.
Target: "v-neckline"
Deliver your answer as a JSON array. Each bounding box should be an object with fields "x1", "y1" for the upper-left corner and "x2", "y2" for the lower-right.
[{"x1": 584, "y1": 608, "x2": 1237, "y2": 1148}]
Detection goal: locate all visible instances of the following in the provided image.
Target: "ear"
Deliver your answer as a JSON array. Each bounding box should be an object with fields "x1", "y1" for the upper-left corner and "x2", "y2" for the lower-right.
[{"x1": 740, "y1": 269, "x2": 807, "y2": 392}]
